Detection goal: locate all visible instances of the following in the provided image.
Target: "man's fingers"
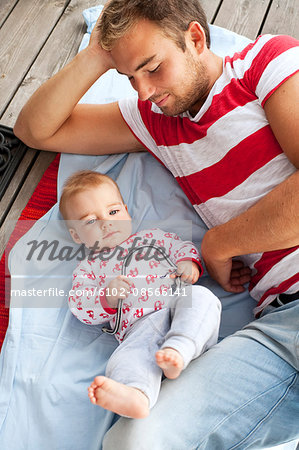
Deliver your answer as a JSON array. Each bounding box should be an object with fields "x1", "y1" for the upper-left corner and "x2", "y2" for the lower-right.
[{"x1": 230, "y1": 267, "x2": 251, "y2": 279}]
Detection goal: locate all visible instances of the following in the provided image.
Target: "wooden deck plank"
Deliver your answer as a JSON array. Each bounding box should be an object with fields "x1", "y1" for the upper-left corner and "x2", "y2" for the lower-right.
[
  {"x1": 261, "y1": 0, "x2": 299, "y2": 38},
  {"x1": 0, "y1": 0, "x2": 18, "y2": 28},
  {"x1": 0, "y1": 0, "x2": 101, "y2": 257},
  {"x1": 201, "y1": 0, "x2": 222, "y2": 23},
  {"x1": 214, "y1": 0, "x2": 271, "y2": 39},
  {"x1": 0, "y1": 0, "x2": 69, "y2": 118},
  {"x1": 1, "y1": 0, "x2": 99, "y2": 128}
]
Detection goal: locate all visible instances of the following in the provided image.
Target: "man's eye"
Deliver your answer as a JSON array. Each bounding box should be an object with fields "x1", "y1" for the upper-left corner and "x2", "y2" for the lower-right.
[
  {"x1": 149, "y1": 64, "x2": 161, "y2": 74},
  {"x1": 109, "y1": 210, "x2": 118, "y2": 215}
]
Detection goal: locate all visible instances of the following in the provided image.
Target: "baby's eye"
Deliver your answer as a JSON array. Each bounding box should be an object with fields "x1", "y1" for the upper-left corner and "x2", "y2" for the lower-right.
[
  {"x1": 109, "y1": 210, "x2": 118, "y2": 216},
  {"x1": 86, "y1": 218, "x2": 97, "y2": 225}
]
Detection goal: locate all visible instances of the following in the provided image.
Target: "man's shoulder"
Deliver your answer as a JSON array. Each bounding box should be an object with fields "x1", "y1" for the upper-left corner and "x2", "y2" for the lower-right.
[{"x1": 223, "y1": 34, "x2": 299, "y2": 89}]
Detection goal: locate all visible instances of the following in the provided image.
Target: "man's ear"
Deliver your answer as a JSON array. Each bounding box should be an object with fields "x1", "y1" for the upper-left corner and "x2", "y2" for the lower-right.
[
  {"x1": 186, "y1": 21, "x2": 206, "y2": 54},
  {"x1": 69, "y1": 228, "x2": 82, "y2": 244}
]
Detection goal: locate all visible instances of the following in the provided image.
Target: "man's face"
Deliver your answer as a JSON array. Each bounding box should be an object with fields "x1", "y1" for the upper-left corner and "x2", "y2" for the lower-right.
[{"x1": 110, "y1": 19, "x2": 211, "y2": 116}]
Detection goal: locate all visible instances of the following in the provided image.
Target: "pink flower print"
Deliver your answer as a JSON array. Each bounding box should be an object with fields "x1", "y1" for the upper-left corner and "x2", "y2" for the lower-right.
[
  {"x1": 86, "y1": 310, "x2": 95, "y2": 319},
  {"x1": 81, "y1": 269, "x2": 96, "y2": 280},
  {"x1": 121, "y1": 319, "x2": 129, "y2": 331},
  {"x1": 113, "y1": 263, "x2": 123, "y2": 273},
  {"x1": 159, "y1": 284, "x2": 170, "y2": 295},
  {"x1": 133, "y1": 309, "x2": 144, "y2": 318},
  {"x1": 127, "y1": 267, "x2": 138, "y2": 278},
  {"x1": 85, "y1": 287, "x2": 95, "y2": 299},
  {"x1": 154, "y1": 300, "x2": 165, "y2": 311},
  {"x1": 122, "y1": 302, "x2": 132, "y2": 314},
  {"x1": 82, "y1": 319, "x2": 92, "y2": 324},
  {"x1": 99, "y1": 312, "x2": 110, "y2": 319},
  {"x1": 119, "y1": 248, "x2": 129, "y2": 259},
  {"x1": 99, "y1": 260, "x2": 108, "y2": 269},
  {"x1": 149, "y1": 260, "x2": 160, "y2": 269},
  {"x1": 146, "y1": 274, "x2": 158, "y2": 284},
  {"x1": 135, "y1": 251, "x2": 146, "y2": 261},
  {"x1": 98, "y1": 274, "x2": 107, "y2": 286},
  {"x1": 138, "y1": 292, "x2": 149, "y2": 303}
]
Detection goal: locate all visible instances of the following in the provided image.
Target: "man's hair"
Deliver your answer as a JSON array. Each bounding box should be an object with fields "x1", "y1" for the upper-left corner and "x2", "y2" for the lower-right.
[
  {"x1": 98, "y1": 0, "x2": 210, "y2": 51},
  {"x1": 59, "y1": 170, "x2": 123, "y2": 220}
]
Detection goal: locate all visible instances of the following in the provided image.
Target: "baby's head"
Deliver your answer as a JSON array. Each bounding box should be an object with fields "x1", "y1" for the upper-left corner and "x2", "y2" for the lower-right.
[{"x1": 59, "y1": 170, "x2": 132, "y2": 251}]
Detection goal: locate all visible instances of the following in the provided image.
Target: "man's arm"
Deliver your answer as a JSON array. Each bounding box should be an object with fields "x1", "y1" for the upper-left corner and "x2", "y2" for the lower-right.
[
  {"x1": 14, "y1": 24, "x2": 143, "y2": 155},
  {"x1": 201, "y1": 72, "x2": 299, "y2": 293}
]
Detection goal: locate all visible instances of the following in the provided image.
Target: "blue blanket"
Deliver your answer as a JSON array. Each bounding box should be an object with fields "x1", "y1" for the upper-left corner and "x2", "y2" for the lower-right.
[{"x1": 2, "y1": 6, "x2": 291, "y2": 450}]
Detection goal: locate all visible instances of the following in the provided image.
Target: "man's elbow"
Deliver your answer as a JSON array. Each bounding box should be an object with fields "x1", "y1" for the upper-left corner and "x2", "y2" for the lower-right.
[{"x1": 14, "y1": 116, "x2": 41, "y2": 149}]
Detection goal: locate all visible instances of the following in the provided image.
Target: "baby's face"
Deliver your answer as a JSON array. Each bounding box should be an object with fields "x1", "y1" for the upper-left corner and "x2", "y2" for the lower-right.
[{"x1": 67, "y1": 182, "x2": 132, "y2": 251}]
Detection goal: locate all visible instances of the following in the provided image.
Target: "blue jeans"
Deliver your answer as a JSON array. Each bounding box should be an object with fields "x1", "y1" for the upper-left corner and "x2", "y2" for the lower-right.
[{"x1": 103, "y1": 300, "x2": 299, "y2": 449}]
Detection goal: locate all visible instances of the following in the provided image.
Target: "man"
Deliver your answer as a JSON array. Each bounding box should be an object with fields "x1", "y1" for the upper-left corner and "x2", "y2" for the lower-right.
[{"x1": 14, "y1": 0, "x2": 299, "y2": 448}]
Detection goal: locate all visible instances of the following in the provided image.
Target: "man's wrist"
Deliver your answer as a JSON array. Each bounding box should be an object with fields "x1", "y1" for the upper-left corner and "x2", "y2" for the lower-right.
[
  {"x1": 201, "y1": 226, "x2": 236, "y2": 261},
  {"x1": 75, "y1": 47, "x2": 109, "y2": 80}
]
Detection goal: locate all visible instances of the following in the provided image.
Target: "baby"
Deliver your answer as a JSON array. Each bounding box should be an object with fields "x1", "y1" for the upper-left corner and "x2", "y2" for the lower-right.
[{"x1": 59, "y1": 170, "x2": 221, "y2": 419}]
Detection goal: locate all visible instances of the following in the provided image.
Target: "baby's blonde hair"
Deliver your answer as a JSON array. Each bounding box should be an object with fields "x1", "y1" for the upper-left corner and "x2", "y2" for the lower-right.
[{"x1": 59, "y1": 170, "x2": 124, "y2": 220}]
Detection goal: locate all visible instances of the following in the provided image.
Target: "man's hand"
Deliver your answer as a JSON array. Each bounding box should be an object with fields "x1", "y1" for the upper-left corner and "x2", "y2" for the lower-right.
[
  {"x1": 205, "y1": 256, "x2": 251, "y2": 293},
  {"x1": 106, "y1": 276, "x2": 132, "y2": 308},
  {"x1": 201, "y1": 229, "x2": 251, "y2": 293},
  {"x1": 170, "y1": 261, "x2": 200, "y2": 284},
  {"x1": 88, "y1": 12, "x2": 115, "y2": 72}
]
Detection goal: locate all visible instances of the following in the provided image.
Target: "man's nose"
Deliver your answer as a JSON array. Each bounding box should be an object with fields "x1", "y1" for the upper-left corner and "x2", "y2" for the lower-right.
[{"x1": 135, "y1": 79, "x2": 155, "y2": 102}]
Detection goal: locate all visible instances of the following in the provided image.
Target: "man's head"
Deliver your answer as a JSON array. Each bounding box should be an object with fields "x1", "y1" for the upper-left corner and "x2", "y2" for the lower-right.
[
  {"x1": 59, "y1": 170, "x2": 132, "y2": 250},
  {"x1": 99, "y1": 0, "x2": 210, "y2": 51},
  {"x1": 98, "y1": 0, "x2": 220, "y2": 117}
]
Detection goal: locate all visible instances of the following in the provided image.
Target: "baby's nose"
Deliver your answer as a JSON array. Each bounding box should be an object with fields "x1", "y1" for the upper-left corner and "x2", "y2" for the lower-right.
[{"x1": 101, "y1": 220, "x2": 112, "y2": 230}]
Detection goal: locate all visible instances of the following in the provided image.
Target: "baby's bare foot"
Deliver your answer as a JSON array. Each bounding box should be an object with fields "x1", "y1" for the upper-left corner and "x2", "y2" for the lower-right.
[
  {"x1": 155, "y1": 347, "x2": 184, "y2": 379},
  {"x1": 88, "y1": 376, "x2": 149, "y2": 419}
]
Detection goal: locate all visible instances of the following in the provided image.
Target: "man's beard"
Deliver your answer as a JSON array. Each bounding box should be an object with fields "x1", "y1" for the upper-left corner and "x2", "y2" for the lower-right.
[{"x1": 157, "y1": 52, "x2": 210, "y2": 117}]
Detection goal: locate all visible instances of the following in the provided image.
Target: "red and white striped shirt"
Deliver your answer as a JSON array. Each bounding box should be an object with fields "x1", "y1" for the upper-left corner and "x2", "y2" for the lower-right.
[{"x1": 119, "y1": 35, "x2": 299, "y2": 314}]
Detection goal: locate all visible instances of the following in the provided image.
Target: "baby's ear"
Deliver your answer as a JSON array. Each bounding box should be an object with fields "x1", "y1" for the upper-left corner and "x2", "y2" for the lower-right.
[{"x1": 69, "y1": 228, "x2": 82, "y2": 244}]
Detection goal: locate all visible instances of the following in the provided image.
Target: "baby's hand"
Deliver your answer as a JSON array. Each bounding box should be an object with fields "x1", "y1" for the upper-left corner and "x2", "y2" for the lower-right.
[
  {"x1": 170, "y1": 261, "x2": 200, "y2": 284},
  {"x1": 106, "y1": 276, "x2": 132, "y2": 308}
]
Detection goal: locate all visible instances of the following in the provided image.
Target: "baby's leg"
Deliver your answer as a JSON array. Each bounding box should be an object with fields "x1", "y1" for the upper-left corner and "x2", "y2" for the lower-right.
[
  {"x1": 89, "y1": 311, "x2": 170, "y2": 416},
  {"x1": 155, "y1": 347, "x2": 184, "y2": 379},
  {"x1": 157, "y1": 286, "x2": 221, "y2": 378},
  {"x1": 88, "y1": 376, "x2": 149, "y2": 419}
]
